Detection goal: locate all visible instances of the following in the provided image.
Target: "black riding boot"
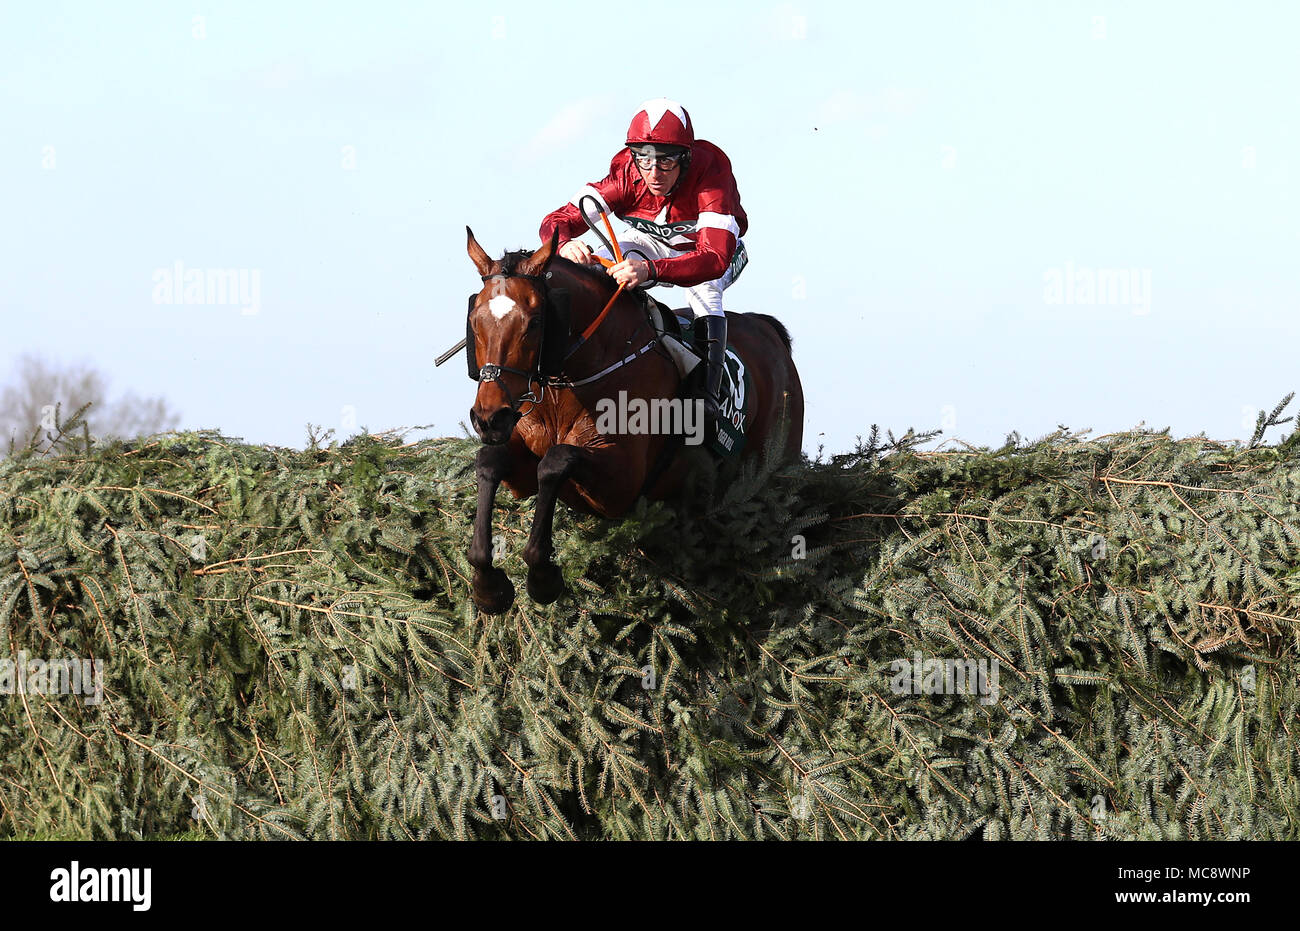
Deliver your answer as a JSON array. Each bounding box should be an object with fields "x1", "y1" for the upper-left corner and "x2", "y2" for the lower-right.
[{"x1": 701, "y1": 314, "x2": 728, "y2": 427}]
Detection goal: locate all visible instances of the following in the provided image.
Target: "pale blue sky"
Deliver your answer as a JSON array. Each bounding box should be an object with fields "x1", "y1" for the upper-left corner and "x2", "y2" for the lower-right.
[{"x1": 3, "y1": 1, "x2": 1296, "y2": 455}]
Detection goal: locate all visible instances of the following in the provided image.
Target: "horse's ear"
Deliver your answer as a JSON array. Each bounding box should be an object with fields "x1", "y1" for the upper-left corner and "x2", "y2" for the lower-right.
[
  {"x1": 466, "y1": 226, "x2": 494, "y2": 277},
  {"x1": 519, "y1": 228, "x2": 559, "y2": 278}
]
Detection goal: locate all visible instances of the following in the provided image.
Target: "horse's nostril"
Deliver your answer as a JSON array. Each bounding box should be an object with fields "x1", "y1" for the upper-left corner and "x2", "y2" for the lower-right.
[
  {"x1": 470, "y1": 406, "x2": 516, "y2": 443},
  {"x1": 488, "y1": 408, "x2": 517, "y2": 433}
]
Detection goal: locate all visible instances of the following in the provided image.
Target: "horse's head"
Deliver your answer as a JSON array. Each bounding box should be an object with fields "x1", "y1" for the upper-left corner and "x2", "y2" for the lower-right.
[{"x1": 465, "y1": 226, "x2": 562, "y2": 445}]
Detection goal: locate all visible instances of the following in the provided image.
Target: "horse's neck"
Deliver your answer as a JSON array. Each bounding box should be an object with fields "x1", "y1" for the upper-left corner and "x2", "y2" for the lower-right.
[{"x1": 566, "y1": 273, "x2": 639, "y2": 351}]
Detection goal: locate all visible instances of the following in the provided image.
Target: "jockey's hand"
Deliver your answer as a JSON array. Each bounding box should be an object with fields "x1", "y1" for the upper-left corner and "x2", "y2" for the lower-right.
[
  {"x1": 559, "y1": 240, "x2": 598, "y2": 265},
  {"x1": 608, "y1": 257, "x2": 650, "y2": 289}
]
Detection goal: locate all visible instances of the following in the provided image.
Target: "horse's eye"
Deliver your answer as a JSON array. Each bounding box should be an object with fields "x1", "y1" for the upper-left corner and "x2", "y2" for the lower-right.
[{"x1": 526, "y1": 315, "x2": 542, "y2": 331}]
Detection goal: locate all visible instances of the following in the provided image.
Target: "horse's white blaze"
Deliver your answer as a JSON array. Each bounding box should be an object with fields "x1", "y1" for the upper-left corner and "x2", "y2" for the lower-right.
[{"x1": 488, "y1": 295, "x2": 517, "y2": 320}]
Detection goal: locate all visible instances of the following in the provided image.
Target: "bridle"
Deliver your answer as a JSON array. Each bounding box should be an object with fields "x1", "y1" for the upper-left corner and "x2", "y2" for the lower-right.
[
  {"x1": 468, "y1": 268, "x2": 661, "y2": 419},
  {"x1": 469, "y1": 270, "x2": 560, "y2": 416}
]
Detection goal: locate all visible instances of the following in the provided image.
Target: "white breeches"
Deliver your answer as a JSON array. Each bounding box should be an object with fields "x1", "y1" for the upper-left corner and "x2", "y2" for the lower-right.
[{"x1": 592, "y1": 228, "x2": 746, "y2": 319}]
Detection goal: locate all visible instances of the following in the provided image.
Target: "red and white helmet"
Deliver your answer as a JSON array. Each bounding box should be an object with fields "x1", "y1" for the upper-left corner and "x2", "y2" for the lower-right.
[{"x1": 625, "y1": 98, "x2": 694, "y2": 154}]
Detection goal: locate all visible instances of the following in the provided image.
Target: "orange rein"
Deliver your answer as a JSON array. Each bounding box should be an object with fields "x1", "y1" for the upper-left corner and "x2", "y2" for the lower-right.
[{"x1": 577, "y1": 208, "x2": 627, "y2": 342}]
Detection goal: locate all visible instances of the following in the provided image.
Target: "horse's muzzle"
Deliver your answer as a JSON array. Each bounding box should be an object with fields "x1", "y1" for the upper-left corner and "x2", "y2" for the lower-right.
[{"x1": 470, "y1": 405, "x2": 519, "y2": 445}]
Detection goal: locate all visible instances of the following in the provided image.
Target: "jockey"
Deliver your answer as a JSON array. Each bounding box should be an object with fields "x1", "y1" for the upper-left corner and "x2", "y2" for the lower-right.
[{"x1": 538, "y1": 97, "x2": 748, "y2": 429}]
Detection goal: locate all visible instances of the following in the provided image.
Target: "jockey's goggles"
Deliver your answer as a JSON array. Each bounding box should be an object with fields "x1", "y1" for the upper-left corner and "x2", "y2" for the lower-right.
[
  {"x1": 629, "y1": 145, "x2": 687, "y2": 171},
  {"x1": 632, "y1": 153, "x2": 683, "y2": 171}
]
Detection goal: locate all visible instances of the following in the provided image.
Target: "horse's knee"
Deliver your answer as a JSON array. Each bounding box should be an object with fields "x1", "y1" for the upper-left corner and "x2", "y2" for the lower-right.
[
  {"x1": 476, "y1": 443, "x2": 513, "y2": 481},
  {"x1": 537, "y1": 445, "x2": 585, "y2": 487}
]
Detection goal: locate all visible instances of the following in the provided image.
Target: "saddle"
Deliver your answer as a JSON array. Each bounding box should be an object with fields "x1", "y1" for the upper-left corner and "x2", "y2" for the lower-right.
[{"x1": 636, "y1": 292, "x2": 703, "y2": 379}]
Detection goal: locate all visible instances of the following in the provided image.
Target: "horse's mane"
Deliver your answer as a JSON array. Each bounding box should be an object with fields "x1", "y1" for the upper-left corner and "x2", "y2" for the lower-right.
[{"x1": 499, "y1": 249, "x2": 619, "y2": 297}]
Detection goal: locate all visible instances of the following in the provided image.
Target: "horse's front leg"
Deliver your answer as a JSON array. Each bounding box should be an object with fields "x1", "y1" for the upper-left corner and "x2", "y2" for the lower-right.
[
  {"x1": 522, "y1": 444, "x2": 591, "y2": 604},
  {"x1": 468, "y1": 443, "x2": 520, "y2": 614}
]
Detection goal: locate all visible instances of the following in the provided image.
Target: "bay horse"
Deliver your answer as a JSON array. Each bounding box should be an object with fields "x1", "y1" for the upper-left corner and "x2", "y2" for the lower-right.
[{"x1": 464, "y1": 226, "x2": 803, "y2": 614}]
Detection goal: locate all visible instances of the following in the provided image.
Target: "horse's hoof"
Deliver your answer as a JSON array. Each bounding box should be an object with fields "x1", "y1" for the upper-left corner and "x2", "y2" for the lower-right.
[
  {"x1": 472, "y1": 567, "x2": 516, "y2": 615},
  {"x1": 526, "y1": 562, "x2": 566, "y2": 605}
]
